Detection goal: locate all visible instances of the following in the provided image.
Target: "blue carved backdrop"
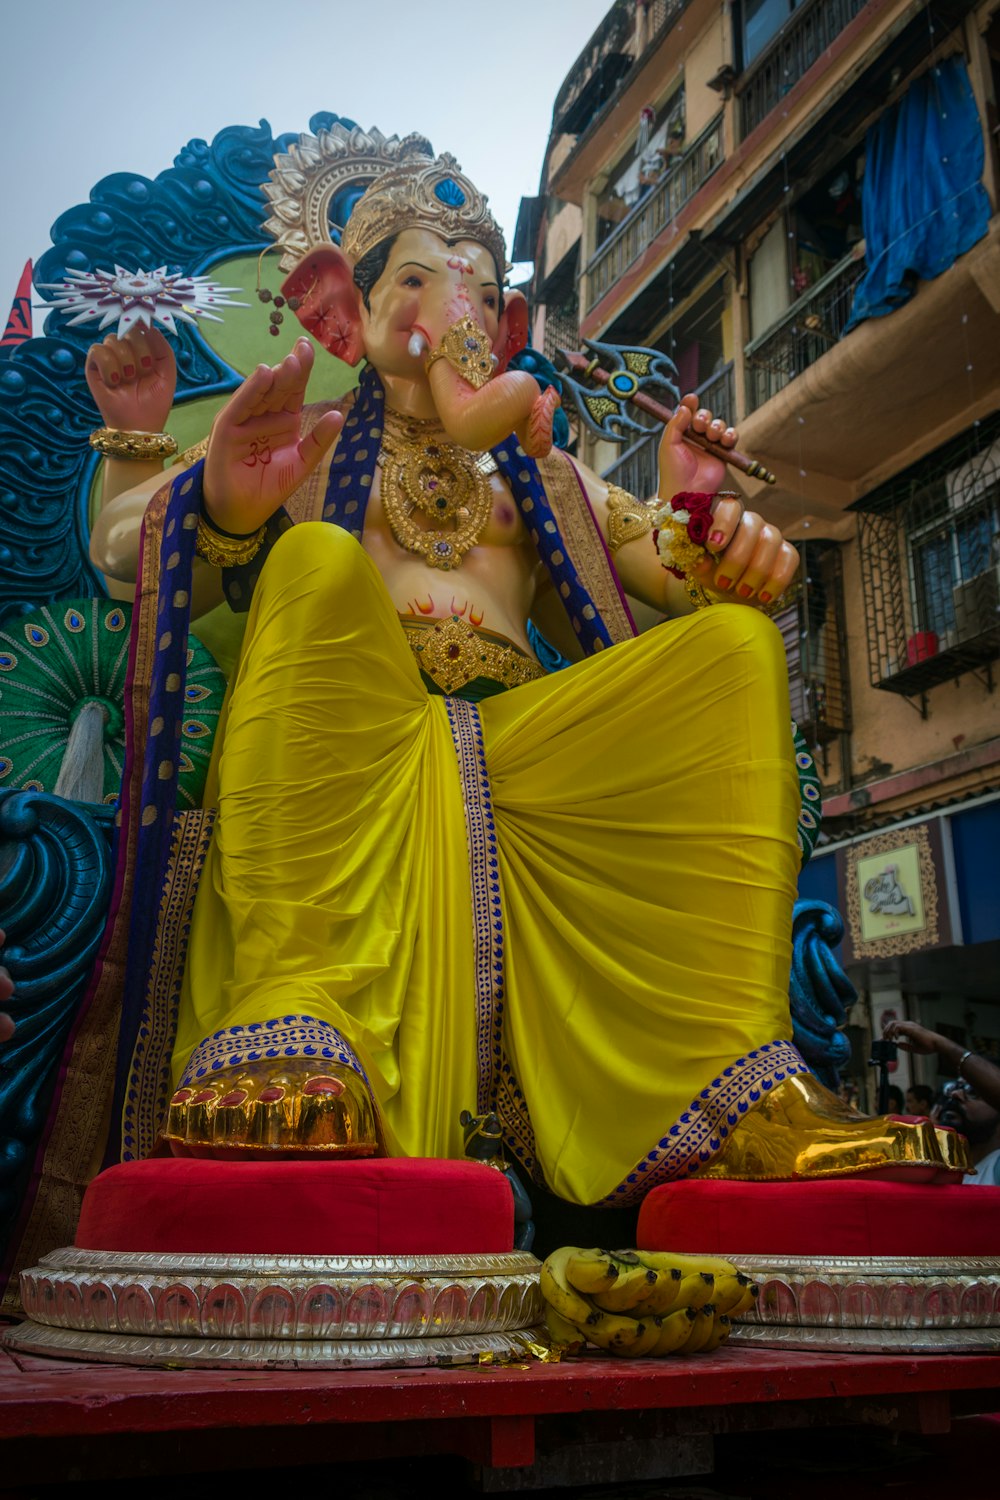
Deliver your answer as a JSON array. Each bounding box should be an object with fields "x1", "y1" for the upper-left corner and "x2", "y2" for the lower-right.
[{"x1": 0, "y1": 113, "x2": 360, "y2": 627}]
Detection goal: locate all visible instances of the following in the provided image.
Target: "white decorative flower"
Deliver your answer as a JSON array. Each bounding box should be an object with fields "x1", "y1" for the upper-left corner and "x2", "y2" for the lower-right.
[{"x1": 37, "y1": 265, "x2": 247, "y2": 337}]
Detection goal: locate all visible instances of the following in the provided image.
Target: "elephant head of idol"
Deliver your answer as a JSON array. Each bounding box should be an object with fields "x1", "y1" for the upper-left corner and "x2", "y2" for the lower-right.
[{"x1": 272, "y1": 147, "x2": 550, "y2": 455}]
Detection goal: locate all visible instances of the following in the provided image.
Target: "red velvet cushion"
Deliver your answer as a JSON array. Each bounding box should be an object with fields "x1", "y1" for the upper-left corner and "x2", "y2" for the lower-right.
[
  {"x1": 637, "y1": 1178, "x2": 1000, "y2": 1258},
  {"x1": 75, "y1": 1158, "x2": 514, "y2": 1256}
]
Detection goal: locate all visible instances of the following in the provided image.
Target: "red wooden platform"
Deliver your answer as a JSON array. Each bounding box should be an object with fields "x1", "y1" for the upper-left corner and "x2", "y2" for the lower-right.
[{"x1": 2, "y1": 1337, "x2": 999, "y2": 1491}]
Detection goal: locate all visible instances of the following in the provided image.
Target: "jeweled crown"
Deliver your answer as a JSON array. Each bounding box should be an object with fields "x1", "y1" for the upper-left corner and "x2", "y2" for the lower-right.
[{"x1": 340, "y1": 154, "x2": 508, "y2": 275}]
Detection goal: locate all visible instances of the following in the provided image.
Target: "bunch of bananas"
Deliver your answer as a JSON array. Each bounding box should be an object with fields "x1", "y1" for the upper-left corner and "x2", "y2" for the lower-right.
[{"x1": 540, "y1": 1247, "x2": 758, "y2": 1357}]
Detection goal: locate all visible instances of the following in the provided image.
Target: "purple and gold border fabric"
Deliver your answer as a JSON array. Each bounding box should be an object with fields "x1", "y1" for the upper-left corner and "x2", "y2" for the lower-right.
[
  {"x1": 598, "y1": 1040, "x2": 809, "y2": 1207},
  {"x1": 179, "y1": 1016, "x2": 373, "y2": 1090},
  {"x1": 444, "y1": 698, "x2": 503, "y2": 1116}
]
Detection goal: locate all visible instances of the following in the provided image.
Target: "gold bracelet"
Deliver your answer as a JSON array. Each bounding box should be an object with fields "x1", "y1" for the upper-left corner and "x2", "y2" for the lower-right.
[
  {"x1": 683, "y1": 575, "x2": 714, "y2": 610},
  {"x1": 424, "y1": 314, "x2": 495, "y2": 390},
  {"x1": 89, "y1": 427, "x2": 179, "y2": 461},
  {"x1": 195, "y1": 513, "x2": 267, "y2": 569}
]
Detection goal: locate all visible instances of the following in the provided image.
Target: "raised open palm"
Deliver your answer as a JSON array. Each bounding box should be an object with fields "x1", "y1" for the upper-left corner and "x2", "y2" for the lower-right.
[{"x1": 203, "y1": 338, "x2": 343, "y2": 535}]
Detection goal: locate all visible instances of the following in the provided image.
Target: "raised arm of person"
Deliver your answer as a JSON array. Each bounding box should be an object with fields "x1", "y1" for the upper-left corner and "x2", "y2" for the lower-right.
[
  {"x1": 882, "y1": 1019, "x2": 1000, "y2": 1114},
  {"x1": 574, "y1": 393, "x2": 800, "y2": 618}
]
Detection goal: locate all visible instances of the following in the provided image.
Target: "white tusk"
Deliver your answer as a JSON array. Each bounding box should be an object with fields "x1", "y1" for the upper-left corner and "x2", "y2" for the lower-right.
[{"x1": 407, "y1": 330, "x2": 429, "y2": 359}]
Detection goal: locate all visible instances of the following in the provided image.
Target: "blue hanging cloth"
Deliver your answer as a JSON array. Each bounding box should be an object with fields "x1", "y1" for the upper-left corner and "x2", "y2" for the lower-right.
[{"x1": 844, "y1": 55, "x2": 990, "y2": 333}]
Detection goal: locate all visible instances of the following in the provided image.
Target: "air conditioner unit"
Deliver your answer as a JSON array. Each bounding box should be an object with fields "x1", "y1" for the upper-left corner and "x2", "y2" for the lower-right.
[{"x1": 952, "y1": 565, "x2": 1000, "y2": 639}]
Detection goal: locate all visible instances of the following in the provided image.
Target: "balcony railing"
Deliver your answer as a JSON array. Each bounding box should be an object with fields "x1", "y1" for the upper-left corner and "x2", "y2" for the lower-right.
[
  {"x1": 553, "y1": 0, "x2": 696, "y2": 142},
  {"x1": 738, "y1": 0, "x2": 870, "y2": 140},
  {"x1": 542, "y1": 295, "x2": 580, "y2": 368},
  {"x1": 585, "y1": 115, "x2": 725, "y2": 311},
  {"x1": 773, "y1": 542, "x2": 852, "y2": 766},
  {"x1": 553, "y1": 1, "x2": 634, "y2": 137},
  {"x1": 601, "y1": 364, "x2": 735, "y2": 498},
  {"x1": 744, "y1": 250, "x2": 866, "y2": 414}
]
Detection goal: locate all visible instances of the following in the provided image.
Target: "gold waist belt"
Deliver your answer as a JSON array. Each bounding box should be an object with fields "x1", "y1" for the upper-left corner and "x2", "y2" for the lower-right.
[{"x1": 399, "y1": 614, "x2": 547, "y2": 696}]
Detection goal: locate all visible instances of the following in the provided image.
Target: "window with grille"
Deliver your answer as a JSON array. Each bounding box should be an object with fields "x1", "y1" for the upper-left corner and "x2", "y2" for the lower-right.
[{"x1": 855, "y1": 418, "x2": 1000, "y2": 701}]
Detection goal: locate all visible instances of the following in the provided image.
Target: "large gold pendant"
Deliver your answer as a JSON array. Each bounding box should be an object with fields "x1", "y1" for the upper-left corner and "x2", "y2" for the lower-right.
[{"x1": 380, "y1": 410, "x2": 493, "y2": 571}]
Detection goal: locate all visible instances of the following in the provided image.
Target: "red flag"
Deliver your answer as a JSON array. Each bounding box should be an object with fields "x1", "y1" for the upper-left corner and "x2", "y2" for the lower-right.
[{"x1": 1, "y1": 260, "x2": 33, "y2": 352}]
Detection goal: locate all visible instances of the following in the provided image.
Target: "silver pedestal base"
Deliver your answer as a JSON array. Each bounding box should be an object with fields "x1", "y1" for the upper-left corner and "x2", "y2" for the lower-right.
[
  {"x1": 730, "y1": 1252, "x2": 1000, "y2": 1353},
  {"x1": 8, "y1": 1246, "x2": 544, "y2": 1370},
  {"x1": 6, "y1": 1318, "x2": 548, "y2": 1370}
]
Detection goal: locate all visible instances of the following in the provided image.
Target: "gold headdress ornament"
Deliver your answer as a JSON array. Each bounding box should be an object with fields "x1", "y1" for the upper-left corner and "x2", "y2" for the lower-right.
[
  {"x1": 341, "y1": 155, "x2": 508, "y2": 275},
  {"x1": 262, "y1": 122, "x2": 508, "y2": 275}
]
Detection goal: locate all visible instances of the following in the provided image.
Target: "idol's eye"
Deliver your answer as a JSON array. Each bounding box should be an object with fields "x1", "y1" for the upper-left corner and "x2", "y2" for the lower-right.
[
  {"x1": 402, "y1": 275, "x2": 422, "y2": 288},
  {"x1": 484, "y1": 296, "x2": 497, "y2": 311}
]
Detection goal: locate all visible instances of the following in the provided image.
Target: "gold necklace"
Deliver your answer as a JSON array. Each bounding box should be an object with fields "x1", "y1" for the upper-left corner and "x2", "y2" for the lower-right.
[{"x1": 378, "y1": 408, "x2": 494, "y2": 571}]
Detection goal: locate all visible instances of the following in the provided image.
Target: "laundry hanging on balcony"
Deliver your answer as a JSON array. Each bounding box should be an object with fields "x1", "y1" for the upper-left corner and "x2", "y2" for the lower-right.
[{"x1": 844, "y1": 55, "x2": 990, "y2": 333}]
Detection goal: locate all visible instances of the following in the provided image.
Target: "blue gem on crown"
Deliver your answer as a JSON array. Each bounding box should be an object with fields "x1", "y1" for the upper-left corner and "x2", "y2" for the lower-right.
[{"x1": 435, "y1": 178, "x2": 466, "y2": 207}]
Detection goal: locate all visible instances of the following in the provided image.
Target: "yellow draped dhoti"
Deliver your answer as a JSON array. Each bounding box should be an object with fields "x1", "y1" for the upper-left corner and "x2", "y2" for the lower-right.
[{"x1": 175, "y1": 522, "x2": 801, "y2": 1206}]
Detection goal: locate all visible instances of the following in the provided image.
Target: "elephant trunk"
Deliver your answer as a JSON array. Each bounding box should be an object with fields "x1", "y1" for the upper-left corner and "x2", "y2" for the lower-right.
[{"x1": 429, "y1": 361, "x2": 541, "y2": 453}]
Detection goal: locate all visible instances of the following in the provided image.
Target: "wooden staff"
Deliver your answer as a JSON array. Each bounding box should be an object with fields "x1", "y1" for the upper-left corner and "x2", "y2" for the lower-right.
[{"x1": 558, "y1": 349, "x2": 776, "y2": 485}]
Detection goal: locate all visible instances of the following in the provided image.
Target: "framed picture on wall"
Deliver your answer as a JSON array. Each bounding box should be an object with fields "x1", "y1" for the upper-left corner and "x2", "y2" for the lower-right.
[{"x1": 838, "y1": 821, "x2": 957, "y2": 962}]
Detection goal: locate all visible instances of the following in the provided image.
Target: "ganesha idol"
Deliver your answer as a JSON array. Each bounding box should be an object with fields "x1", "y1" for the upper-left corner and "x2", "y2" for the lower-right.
[{"x1": 80, "y1": 129, "x2": 964, "y2": 1210}]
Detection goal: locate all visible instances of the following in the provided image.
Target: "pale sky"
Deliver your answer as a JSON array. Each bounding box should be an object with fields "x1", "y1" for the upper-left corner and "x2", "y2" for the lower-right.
[{"x1": 0, "y1": 0, "x2": 614, "y2": 316}]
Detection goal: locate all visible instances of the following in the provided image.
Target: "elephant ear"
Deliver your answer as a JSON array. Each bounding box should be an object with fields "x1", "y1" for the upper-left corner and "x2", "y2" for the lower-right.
[
  {"x1": 282, "y1": 248, "x2": 365, "y2": 367},
  {"x1": 493, "y1": 290, "x2": 530, "y2": 375}
]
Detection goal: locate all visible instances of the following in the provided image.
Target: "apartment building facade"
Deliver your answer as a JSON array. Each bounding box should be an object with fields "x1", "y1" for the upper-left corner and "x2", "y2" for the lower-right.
[{"x1": 518, "y1": 0, "x2": 1000, "y2": 1104}]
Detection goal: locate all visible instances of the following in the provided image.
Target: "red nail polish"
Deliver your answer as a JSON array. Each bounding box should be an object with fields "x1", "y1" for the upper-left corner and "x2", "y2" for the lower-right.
[
  {"x1": 738, "y1": 584, "x2": 753, "y2": 598},
  {"x1": 141, "y1": 356, "x2": 152, "y2": 368},
  {"x1": 123, "y1": 364, "x2": 135, "y2": 378},
  {"x1": 717, "y1": 576, "x2": 731, "y2": 590},
  {"x1": 758, "y1": 591, "x2": 772, "y2": 604},
  {"x1": 709, "y1": 530, "x2": 725, "y2": 547},
  {"x1": 110, "y1": 372, "x2": 120, "y2": 384}
]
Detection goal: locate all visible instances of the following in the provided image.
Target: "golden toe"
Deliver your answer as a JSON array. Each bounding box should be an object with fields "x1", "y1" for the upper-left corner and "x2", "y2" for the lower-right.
[
  {"x1": 164, "y1": 1056, "x2": 382, "y2": 1159},
  {"x1": 704, "y1": 1073, "x2": 971, "y2": 1181}
]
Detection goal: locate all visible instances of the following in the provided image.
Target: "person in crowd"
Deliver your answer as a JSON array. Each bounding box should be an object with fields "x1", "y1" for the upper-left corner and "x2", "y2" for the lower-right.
[
  {"x1": 886, "y1": 1084, "x2": 904, "y2": 1113},
  {"x1": 906, "y1": 1083, "x2": 936, "y2": 1115},
  {"x1": 883, "y1": 1019, "x2": 1000, "y2": 1185}
]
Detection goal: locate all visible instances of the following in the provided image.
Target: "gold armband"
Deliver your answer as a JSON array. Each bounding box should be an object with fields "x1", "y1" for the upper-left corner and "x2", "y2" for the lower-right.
[
  {"x1": 89, "y1": 427, "x2": 179, "y2": 461},
  {"x1": 170, "y1": 437, "x2": 210, "y2": 468},
  {"x1": 605, "y1": 485, "x2": 655, "y2": 552},
  {"x1": 424, "y1": 314, "x2": 495, "y2": 390},
  {"x1": 195, "y1": 513, "x2": 267, "y2": 569}
]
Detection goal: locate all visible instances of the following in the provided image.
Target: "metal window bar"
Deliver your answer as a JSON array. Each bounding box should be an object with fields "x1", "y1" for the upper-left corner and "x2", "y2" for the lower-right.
[
  {"x1": 855, "y1": 417, "x2": 1000, "y2": 702},
  {"x1": 542, "y1": 293, "x2": 580, "y2": 367},
  {"x1": 600, "y1": 364, "x2": 735, "y2": 498},
  {"x1": 744, "y1": 249, "x2": 867, "y2": 413},
  {"x1": 585, "y1": 116, "x2": 725, "y2": 310},
  {"x1": 774, "y1": 542, "x2": 852, "y2": 765},
  {"x1": 738, "y1": 0, "x2": 870, "y2": 140}
]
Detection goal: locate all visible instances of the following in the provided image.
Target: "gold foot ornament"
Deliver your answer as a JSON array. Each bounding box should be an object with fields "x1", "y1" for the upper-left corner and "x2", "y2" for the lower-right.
[
  {"x1": 703, "y1": 1072, "x2": 970, "y2": 1182},
  {"x1": 164, "y1": 1056, "x2": 383, "y2": 1159}
]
